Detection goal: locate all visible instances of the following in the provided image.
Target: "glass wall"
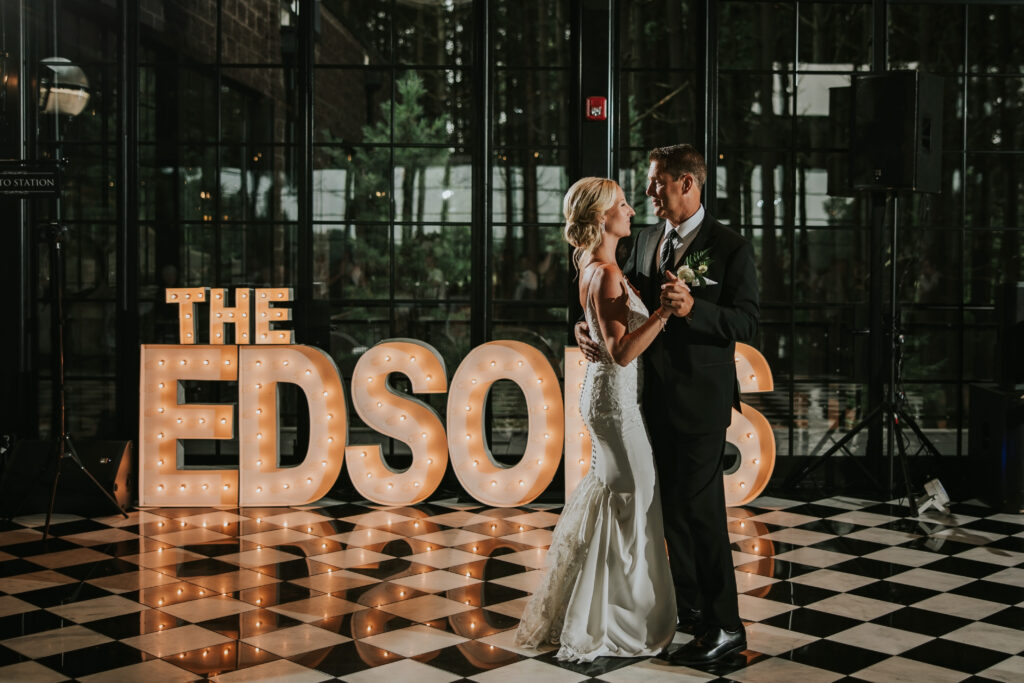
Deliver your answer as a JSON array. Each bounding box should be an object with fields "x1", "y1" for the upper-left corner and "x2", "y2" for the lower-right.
[
  {"x1": 5, "y1": 0, "x2": 1021, "y2": 497},
  {"x1": 312, "y1": 0, "x2": 476, "y2": 473},
  {"x1": 613, "y1": 0, "x2": 1022, "y2": 462},
  {"x1": 30, "y1": 0, "x2": 121, "y2": 438}
]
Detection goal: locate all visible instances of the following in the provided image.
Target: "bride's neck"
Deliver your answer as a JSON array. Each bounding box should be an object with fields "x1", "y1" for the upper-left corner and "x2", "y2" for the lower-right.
[{"x1": 589, "y1": 238, "x2": 618, "y2": 266}]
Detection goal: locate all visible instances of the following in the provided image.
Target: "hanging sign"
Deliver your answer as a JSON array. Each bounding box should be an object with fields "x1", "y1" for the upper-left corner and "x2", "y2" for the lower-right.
[{"x1": 0, "y1": 160, "x2": 61, "y2": 197}]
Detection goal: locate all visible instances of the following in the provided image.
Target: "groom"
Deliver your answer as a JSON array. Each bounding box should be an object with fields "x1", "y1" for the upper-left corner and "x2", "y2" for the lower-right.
[{"x1": 576, "y1": 144, "x2": 759, "y2": 665}]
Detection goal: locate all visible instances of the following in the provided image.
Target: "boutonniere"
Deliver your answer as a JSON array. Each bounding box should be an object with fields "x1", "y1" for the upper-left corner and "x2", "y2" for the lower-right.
[{"x1": 676, "y1": 248, "x2": 715, "y2": 286}]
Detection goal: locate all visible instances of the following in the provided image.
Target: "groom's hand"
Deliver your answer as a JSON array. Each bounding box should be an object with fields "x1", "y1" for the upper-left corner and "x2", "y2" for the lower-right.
[
  {"x1": 661, "y1": 271, "x2": 694, "y2": 318},
  {"x1": 575, "y1": 321, "x2": 601, "y2": 362}
]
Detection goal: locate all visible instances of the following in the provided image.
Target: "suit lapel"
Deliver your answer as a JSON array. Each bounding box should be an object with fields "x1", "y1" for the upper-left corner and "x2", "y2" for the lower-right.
[
  {"x1": 672, "y1": 217, "x2": 713, "y2": 271},
  {"x1": 640, "y1": 221, "x2": 664, "y2": 279}
]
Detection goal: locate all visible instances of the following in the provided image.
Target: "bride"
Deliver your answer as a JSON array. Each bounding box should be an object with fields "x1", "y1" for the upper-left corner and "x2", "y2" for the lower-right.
[{"x1": 514, "y1": 177, "x2": 677, "y2": 662}]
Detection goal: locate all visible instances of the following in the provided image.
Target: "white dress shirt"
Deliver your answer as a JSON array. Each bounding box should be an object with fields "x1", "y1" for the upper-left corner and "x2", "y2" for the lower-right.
[{"x1": 661, "y1": 204, "x2": 705, "y2": 266}]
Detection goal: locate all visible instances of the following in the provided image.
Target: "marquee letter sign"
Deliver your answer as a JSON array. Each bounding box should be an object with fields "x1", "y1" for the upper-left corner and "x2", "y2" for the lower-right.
[
  {"x1": 139, "y1": 287, "x2": 776, "y2": 507},
  {"x1": 725, "y1": 343, "x2": 776, "y2": 506},
  {"x1": 238, "y1": 345, "x2": 346, "y2": 506},
  {"x1": 345, "y1": 340, "x2": 449, "y2": 505},
  {"x1": 447, "y1": 341, "x2": 565, "y2": 507},
  {"x1": 139, "y1": 344, "x2": 237, "y2": 506}
]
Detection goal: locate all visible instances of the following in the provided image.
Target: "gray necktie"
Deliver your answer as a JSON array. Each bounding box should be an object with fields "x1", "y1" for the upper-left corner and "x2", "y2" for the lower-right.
[{"x1": 659, "y1": 231, "x2": 679, "y2": 282}]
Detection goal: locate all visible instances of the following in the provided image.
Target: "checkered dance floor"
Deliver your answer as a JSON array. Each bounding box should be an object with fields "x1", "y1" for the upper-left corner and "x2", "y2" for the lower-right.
[{"x1": 0, "y1": 495, "x2": 1021, "y2": 682}]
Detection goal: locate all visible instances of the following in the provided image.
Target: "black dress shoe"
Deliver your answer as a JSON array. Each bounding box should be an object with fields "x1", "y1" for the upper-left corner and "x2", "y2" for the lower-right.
[
  {"x1": 676, "y1": 608, "x2": 703, "y2": 634},
  {"x1": 668, "y1": 625, "x2": 746, "y2": 666}
]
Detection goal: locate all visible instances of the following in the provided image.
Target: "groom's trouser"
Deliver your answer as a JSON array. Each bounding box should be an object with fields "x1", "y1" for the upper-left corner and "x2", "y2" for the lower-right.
[{"x1": 648, "y1": 419, "x2": 741, "y2": 631}]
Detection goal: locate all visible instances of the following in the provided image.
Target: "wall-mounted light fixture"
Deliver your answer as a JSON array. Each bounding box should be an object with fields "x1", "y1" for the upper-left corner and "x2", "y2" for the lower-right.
[{"x1": 38, "y1": 56, "x2": 89, "y2": 117}]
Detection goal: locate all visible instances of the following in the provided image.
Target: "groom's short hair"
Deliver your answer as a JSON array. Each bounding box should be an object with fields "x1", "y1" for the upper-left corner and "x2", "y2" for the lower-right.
[{"x1": 649, "y1": 144, "x2": 706, "y2": 190}]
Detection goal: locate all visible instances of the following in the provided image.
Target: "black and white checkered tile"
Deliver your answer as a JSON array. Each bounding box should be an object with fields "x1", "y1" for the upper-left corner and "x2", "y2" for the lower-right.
[{"x1": 0, "y1": 495, "x2": 1021, "y2": 682}]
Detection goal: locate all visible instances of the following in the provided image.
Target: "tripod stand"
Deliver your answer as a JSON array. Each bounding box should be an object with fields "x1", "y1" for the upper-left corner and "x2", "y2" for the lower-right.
[
  {"x1": 784, "y1": 194, "x2": 944, "y2": 509},
  {"x1": 40, "y1": 222, "x2": 127, "y2": 539}
]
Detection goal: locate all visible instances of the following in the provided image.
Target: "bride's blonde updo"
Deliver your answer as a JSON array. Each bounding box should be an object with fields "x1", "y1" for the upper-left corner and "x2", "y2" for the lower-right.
[{"x1": 563, "y1": 177, "x2": 618, "y2": 270}]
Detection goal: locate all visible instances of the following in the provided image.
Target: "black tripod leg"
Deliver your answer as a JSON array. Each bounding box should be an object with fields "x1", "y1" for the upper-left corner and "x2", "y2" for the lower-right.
[
  {"x1": 63, "y1": 438, "x2": 128, "y2": 519},
  {"x1": 895, "y1": 408, "x2": 943, "y2": 460},
  {"x1": 893, "y1": 417, "x2": 918, "y2": 512},
  {"x1": 43, "y1": 440, "x2": 65, "y2": 540},
  {"x1": 785, "y1": 403, "x2": 883, "y2": 490},
  {"x1": 808, "y1": 420, "x2": 839, "y2": 457}
]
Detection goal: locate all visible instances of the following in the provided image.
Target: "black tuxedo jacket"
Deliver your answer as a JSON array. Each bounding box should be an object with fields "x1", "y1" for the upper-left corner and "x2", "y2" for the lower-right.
[{"x1": 623, "y1": 213, "x2": 759, "y2": 433}]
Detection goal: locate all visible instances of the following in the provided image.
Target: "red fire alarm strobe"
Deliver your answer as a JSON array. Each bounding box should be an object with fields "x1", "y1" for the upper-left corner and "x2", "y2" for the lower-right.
[{"x1": 585, "y1": 96, "x2": 607, "y2": 121}]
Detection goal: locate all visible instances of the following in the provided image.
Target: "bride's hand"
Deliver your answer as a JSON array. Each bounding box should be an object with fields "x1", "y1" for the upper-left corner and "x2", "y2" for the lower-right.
[
  {"x1": 661, "y1": 270, "x2": 694, "y2": 317},
  {"x1": 575, "y1": 321, "x2": 601, "y2": 362}
]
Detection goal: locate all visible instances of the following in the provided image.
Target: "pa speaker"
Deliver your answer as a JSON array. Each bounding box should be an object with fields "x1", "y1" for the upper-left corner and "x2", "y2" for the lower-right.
[
  {"x1": 969, "y1": 384, "x2": 1024, "y2": 513},
  {"x1": 0, "y1": 439, "x2": 134, "y2": 517},
  {"x1": 826, "y1": 86, "x2": 853, "y2": 197},
  {"x1": 851, "y1": 71, "x2": 943, "y2": 193},
  {"x1": 998, "y1": 282, "x2": 1024, "y2": 389}
]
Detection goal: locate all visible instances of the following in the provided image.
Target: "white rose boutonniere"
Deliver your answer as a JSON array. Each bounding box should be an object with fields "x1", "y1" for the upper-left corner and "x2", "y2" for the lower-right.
[{"x1": 676, "y1": 249, "x2": 715, "y2": 286}]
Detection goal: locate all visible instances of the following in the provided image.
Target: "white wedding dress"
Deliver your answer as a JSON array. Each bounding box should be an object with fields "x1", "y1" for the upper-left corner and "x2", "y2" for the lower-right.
[{"x1": 514, "y1": 277, "x2": 676, "y2": 662}]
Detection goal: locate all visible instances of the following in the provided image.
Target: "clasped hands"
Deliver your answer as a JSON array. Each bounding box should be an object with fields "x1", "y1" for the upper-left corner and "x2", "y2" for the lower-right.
[{"x1": 659, "y1": 270, "x2": 694, "y2": 319}]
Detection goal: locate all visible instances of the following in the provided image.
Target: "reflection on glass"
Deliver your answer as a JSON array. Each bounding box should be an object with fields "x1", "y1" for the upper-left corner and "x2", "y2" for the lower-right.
[
  {"x1": 393, "y1": 225, "x2": 471, "y2": 298},
  {"x1": 964, "y1": 227, "x2": 1023, "y2": 308},
  {"x1": 618, "y1": 72, "x2": 697, "y2": 175},
  {"x1": 967, "y1": 5, "x2": 1024, "y2": 74},
  {"x1": 492, "y1": 156, "x2": 567, "y2": 225},
  {"x1": 966, "y1": 77, "x2": 1023, "y2": 152},
  {"x1": 965, "y1": 154, "x2": 1024, "y2": 231},
  {"x1": 493, "y1": 70, "x2": 567, "y2": 149},
  {"x1": 317, "y1": 0, "x2": 393, "y2": 63},
  {"x1": 57, "y1": 145, "x2": 116, "y2": 221},
  {"x1": 493, "y1": 0, "x2": 571, "y2": 67},
  {"x1": 392, "y1": 70, "x2": 470, "y2": 146},
  {"x1": 795, "y1": 74, "x2": 851, "y2": 149},
  {"x1": 618, "y1": 0, "x2": 698, "y2": 69},
  {"x1": 719, "y1": 1, "x2": 795, "y2": 71},
  {"x1": 326, "y1": 314, "x2": 391, "y2": 376},
  {"x1": 150, "y1": 68, "x2": 218, "y2": 144},
  {"x1": 716, "y1": 155, "x2": 789, "y2": 227},
  {"x1": 220, "y1": 68, "x2": 289, "y2": 145},
  {"x1": 491, "y1": 226, "x2": 567, "y2": 302},
  {"x1": 315, "y1": 69, "x2": 393, "y2": 144},
  {"x1": 314, "y1": 146, "x2": 390, "y2": 223},
  {"x1": 790, "y1": 381, "x2": 868, "y2": 456},
  {"x1": 797, "y1": 2, "x2": 871, "y2": 71},
  {"x1": 888, "y1": 3, "x2": 964, "y2": 73},
  {"x1": 394, "y1": 312, "x2": 471, "y2": 380},
  {"x1": 394, "y1": 0, "x2": 472, "y2": 66},
  {"x1": 718, "y1": 73, "x2": 793, "y2": 149}
]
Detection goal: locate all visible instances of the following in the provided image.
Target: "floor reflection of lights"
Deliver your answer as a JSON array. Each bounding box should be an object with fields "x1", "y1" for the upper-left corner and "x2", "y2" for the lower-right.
[{"x1": 0, "y1": 496, "x2": 1021, "y2": 682}]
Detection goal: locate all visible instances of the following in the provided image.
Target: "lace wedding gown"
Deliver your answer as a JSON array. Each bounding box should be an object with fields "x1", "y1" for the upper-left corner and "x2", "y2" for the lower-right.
[{"x1": 514, "y1": 277, "x2": 676, "y2": 662}]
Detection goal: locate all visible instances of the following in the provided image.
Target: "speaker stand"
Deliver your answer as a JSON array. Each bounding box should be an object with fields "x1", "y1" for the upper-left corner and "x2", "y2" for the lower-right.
[
  {"x1": 41, "y1": 223, "x2": 127, "y2": 539},
  {"x1": 785, "y1": 194, "x2": 943, "y2": 511}
]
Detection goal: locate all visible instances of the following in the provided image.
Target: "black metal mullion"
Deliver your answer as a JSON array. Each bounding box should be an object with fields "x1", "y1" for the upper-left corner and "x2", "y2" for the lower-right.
[
  {"x1": 956, "y1": 4, "x2": 969, "y2": 457},
  {"x1": 470, "y1": 0, "x2": 491, "y2": 348},
  {"x1": 115, "y1": 0, "x2": 139, "y2": 441},
  {"x1": 297, "y1": 0, "x2": 315, "y2": 345},
  {"x1": 388, "y1": 0, "x2": 397, "y2": 340},
  {"x1": 864, "y1": 0, "x2": 889, "y2": 477},
  {"x1": 701, "y1": 0, "x2": 717, "y2": 208},
  {"x1": 212, "y1": 0, "x2": 223, "y2": 461},
  {"x1": 788, "y1": 1, "x2": 797, "y2": 458},
  {"x1": 567, "y1": 0, "x2": 613, "y2": 340},
  {"x1": 574, "y1": 0, "x2": 613, "y2": 180},
  {"x1": 214, "y1": 0, "x2": 222, "y2": 288}
]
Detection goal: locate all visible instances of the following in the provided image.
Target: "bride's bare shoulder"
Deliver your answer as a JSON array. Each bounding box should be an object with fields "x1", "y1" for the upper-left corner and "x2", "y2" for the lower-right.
[{"x1": 586, "y1": 262, "x2": 626, "y2": 298}]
